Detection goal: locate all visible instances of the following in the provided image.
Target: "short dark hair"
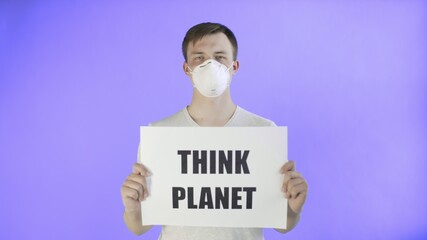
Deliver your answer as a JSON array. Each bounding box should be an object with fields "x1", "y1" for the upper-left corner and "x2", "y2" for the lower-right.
[{"x1": 182, "y1": 22, "x2": 238, "y2": 62}]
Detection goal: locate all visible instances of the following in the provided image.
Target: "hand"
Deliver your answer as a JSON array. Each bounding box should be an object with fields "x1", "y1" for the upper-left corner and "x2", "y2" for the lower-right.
[
  {"x1": 121, "y1": 163, "x2": 151, "y2": 213},
  {"x1": 281, "y1": 161, "x2": 308, "y2": 215}
]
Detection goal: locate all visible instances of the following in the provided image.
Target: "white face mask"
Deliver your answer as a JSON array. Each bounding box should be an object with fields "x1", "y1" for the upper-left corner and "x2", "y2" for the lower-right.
[{"x1": 188, "y1": 59, "x2": 233, "y2": 98}]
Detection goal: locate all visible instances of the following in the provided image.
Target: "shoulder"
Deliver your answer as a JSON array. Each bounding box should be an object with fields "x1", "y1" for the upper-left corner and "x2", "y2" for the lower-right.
[{"x1": 228, "y1": 106, "x2": 276, "y2": 127}]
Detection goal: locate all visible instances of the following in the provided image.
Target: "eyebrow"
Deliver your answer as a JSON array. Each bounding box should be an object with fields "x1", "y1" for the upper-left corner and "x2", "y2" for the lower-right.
[
  {"x1": 190, "y1": 51, "x2": 204, "y2": 55},
  {"x1": 190, "y1": 51, "x2": 228, "y2": 55}
]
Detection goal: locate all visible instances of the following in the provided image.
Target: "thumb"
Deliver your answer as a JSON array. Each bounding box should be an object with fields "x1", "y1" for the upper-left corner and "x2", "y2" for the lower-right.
[{"x1": 280, "y1": 160, "x2": 295, "y2": 173}]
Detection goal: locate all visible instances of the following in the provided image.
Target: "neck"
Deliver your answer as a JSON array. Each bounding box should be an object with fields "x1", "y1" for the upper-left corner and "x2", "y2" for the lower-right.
[{"x1": 187, "y1": 90, "x2": 237, "y2": 126}]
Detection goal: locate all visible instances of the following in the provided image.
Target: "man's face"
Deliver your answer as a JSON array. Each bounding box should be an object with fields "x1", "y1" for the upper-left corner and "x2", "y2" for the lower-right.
[{"x1": 184, "y1": 32, "x2": 239, "y2": 77}]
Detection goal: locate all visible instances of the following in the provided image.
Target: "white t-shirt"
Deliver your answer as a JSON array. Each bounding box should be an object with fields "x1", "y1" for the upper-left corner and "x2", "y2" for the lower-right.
[
  {"x1": 148, "y1": 106, "x2": 276, "y2": 240},
  {"x1": 150, "y1": 106, "x2": 276, "y2": 127}
]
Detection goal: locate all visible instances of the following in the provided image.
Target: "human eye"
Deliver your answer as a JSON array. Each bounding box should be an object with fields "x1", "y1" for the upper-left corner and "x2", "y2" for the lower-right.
[
  {"x1": 194, "y1": 56, "x2": 204, "y2": 61},
  {"x1": 215, "y1": 56, "x2": 226, "y2": 61}
]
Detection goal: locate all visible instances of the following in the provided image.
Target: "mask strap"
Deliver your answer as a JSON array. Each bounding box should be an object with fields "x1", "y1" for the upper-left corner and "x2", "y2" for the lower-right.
[
  {"x1": 187, "y1": 65, "x2": 193, "y2": 73},
  {"x1": 227, "y1": 61, "x2": 234, "y2": 71},
  {"x1": 225, "y1": 61, "x2": 235, "y2": 87}
]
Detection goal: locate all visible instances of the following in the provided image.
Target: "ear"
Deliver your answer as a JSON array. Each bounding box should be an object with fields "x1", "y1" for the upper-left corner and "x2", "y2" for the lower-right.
[
  {"x1": 183, "y1": 61, "x2": 191, "y2": 76},
  {"x1": 232, "y1": 60, "x2": 240, "y2": 74}
]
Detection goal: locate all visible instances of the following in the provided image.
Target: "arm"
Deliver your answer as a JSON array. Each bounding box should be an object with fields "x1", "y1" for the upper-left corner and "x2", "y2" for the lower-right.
[
  {"x1": 123, "y1": 209, "x2": 152, "y2": 235},
  {"x1": 121, "y1": 163, "x2": 153, "y2": 235},
  {"x1": 275, "y1": 205, "x2": 301, "y2": 233},
  {"x1": 275, "y1": 160, "x2": 308, "y2": 233}
]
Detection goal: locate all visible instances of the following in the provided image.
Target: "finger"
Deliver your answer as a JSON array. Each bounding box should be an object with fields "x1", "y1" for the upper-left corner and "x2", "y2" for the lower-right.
[
  {"x1": 283, "y1": 176, "x2": 302, "y2": 199},
  {"x1": 282, "y1": 171, "x2": 302, "y2": 192},
  {"x1": 123, "y1": 180, "x2": 144, "y2": 201},
  {"x1": 291, "y1": 185, "x2": 307, "y2": 200},
  {"x1": 132, "y1": 163, "x2": 151, "y2": 176},
  {"x1": 121, "y1": 185, "x2": 139, "y2": 201},
  {"x1": 280, "y1": 160, "x2": 295, "y2": 174},
  {"x1": 127, "y1": 173, "x2": 146, "y2": 185},
  {"x1": 288, "y1": 177, "x2": 305, "y2": 189},
  {"x1": 127, "y1": 174, "x2": 149, "y2": 199},
  {"x1": 286, "y1": 178, "x2": 305, "y2": 197},
  {"x1": 288, "y1": 181, "x2": 308, "y2": 199}
]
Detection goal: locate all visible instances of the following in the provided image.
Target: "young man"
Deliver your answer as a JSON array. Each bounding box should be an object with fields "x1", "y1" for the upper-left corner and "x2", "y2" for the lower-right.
[{"x1": 120, "y1": 22, "x2": 308, "y2": 239}]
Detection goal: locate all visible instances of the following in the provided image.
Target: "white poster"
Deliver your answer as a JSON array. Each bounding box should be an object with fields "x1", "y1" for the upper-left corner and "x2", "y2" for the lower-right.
[{"x1": 139, "y1": 127, "x2": 287, "y2": 229}]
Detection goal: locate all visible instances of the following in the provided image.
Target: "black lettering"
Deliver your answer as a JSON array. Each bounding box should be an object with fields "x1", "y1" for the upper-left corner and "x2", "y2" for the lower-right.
[
  {"x1": 199, "y1": 187, "x2": 214, "y2": 209},
  {"x1": 215, "y1": 187, "x2": 229, "y2": 209},
  {"x1": 193, "y1": 150, "x2": 207, "y2": 174},
  {"x1": 243, "y1": 187, "x2": 256, "y2": 209},
  {"x1": 177, "y1": 150, "x2": 191, "y2": 174},
  {"x1": 231, "y1": 187, "x2": 242, "y2": 209},
  {"x1": 210, "y1": 150, "x2": 216, "y2": 174},
  {"x1": 219, "y1": 150, "x2": 233, "y2": 174},
  {"x1": 172, "y1": 187, "x2": 185, "y2": 208},
  {"x1": 187, "y1": 187, "x2": 197, "y2": 209},
  {"x1": 236, "y1": 150, "x2": 250, "y2": 174}
]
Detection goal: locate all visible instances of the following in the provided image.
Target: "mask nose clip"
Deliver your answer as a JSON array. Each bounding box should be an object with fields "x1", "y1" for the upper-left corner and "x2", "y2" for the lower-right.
[{"x1": 200, "y1": 61, "x2": 212, "y2": 68}]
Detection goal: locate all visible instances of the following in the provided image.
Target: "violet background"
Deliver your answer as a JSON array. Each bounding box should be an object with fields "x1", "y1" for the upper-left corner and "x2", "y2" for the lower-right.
[{"x1": 1, "y1": 1, "x2": 426, "y2": 239}]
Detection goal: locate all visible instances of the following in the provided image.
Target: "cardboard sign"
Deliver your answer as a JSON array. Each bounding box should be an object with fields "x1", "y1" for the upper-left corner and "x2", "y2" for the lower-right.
[{"x1": 139, "y1": 127, "x2": 287, "y2": 228}]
